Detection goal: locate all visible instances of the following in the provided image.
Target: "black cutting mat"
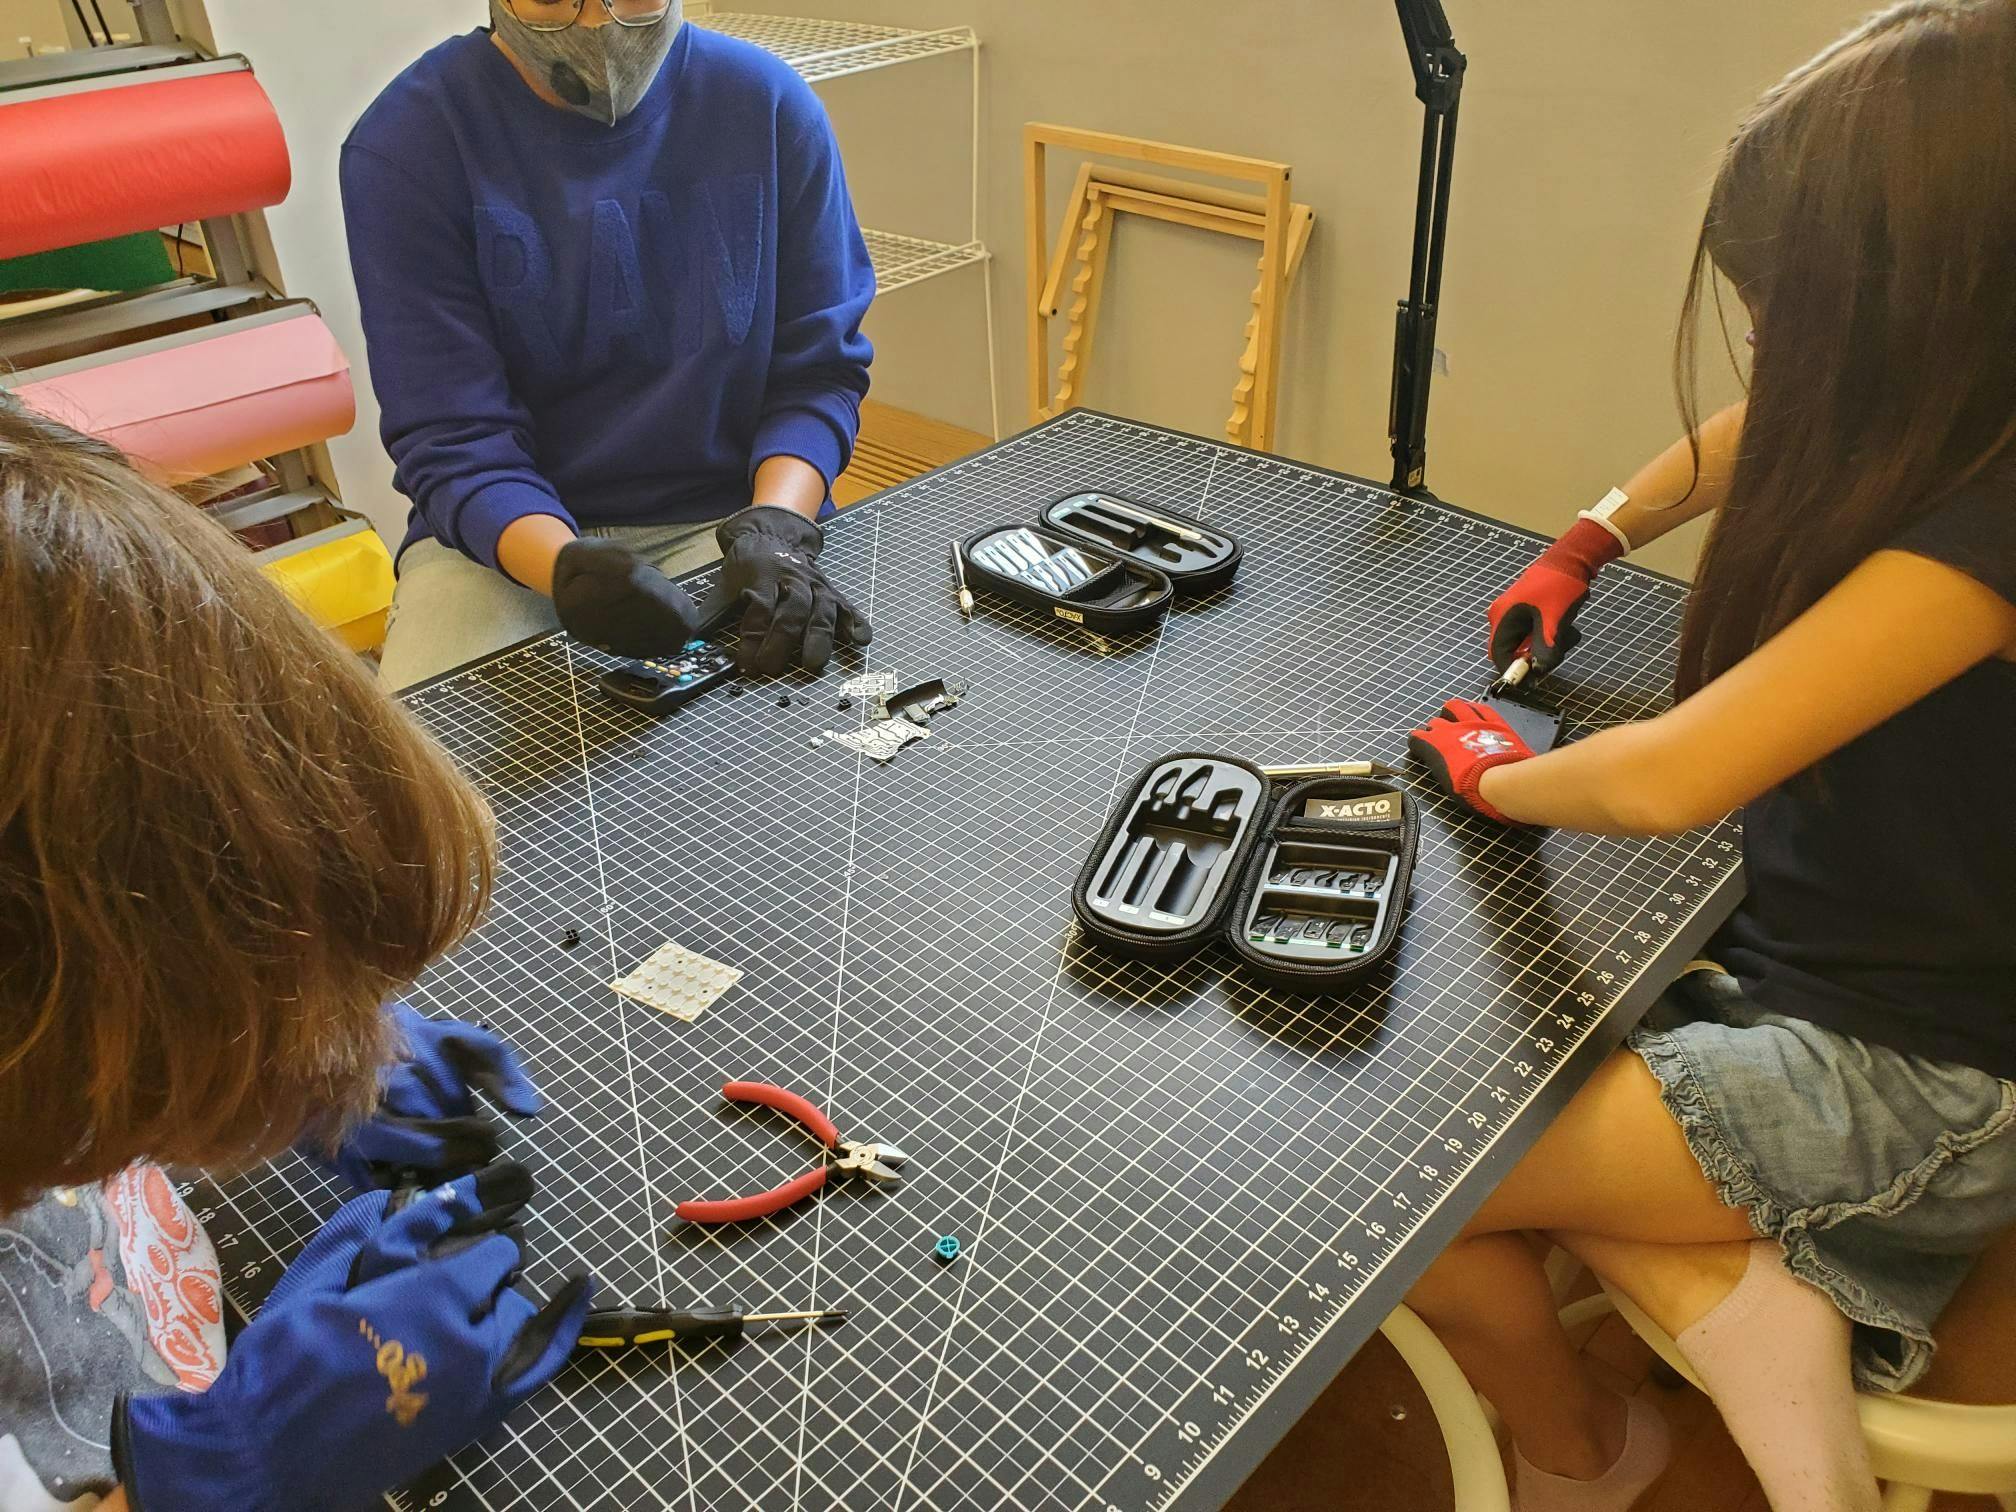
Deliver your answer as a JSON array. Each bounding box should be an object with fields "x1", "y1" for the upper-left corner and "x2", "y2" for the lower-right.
[{"x1": 193, "y1": 410, "x2": 1742, "y2": 1512}]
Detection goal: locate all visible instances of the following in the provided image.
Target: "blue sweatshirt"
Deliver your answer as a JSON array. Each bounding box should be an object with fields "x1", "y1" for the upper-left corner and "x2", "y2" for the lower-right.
[{"x1": 340, "y1": 26, "x2": 875, "y2": 570}]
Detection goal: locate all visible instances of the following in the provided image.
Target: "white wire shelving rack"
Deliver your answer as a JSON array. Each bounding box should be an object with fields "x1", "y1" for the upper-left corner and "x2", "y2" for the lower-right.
[
  {"x1": 693, "y1": 13, "x2": 975, "y2": 80},
  {"x1": 693, "y1": 10, "x2": 1000, "y2": 436},
  {"x1": 859, "y1": 227, "x2": 987, "y2": 291}
]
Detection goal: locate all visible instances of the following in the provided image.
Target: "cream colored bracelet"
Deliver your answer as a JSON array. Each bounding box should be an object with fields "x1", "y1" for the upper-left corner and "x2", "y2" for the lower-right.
[{"x1": 1577, "y1": 486, "x2": 1633, "y2": 553}]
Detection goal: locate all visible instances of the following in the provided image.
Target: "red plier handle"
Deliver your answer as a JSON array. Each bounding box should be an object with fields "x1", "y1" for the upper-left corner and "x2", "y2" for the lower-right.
[
  {"x1": 674, "y1": 1081, "x2": 839, "y2": 1225},
  {"x1": 721, "y1": 1080, "x2": 839, "y2": 1147},
  {"x1": 675, "y1": 1166, "x2": 830, "y2": 1225}
]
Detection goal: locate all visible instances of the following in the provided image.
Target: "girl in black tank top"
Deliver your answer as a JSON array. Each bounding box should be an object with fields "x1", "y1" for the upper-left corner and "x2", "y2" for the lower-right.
[{"x1": 1398, "y1": 6, "x2": 2016, "y2": 1511}]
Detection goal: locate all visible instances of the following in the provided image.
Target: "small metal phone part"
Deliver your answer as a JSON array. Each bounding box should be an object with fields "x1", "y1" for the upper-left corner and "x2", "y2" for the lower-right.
[{"x1": 883, "y1": 679, "x2": 966, "y2": 726}]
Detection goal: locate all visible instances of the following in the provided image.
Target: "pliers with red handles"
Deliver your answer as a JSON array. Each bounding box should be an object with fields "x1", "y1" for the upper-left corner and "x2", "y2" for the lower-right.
[{"x1": 675, "y1": 1081, "x2": 908, "y2": 1224}]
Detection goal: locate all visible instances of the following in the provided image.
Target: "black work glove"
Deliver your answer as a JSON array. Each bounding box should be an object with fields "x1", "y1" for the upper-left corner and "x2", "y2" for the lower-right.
[
  {"x1": 704, "y1": 506, "x2": 872, "y2": 675},
  {"x1": 551, "y1": 536, "x2": 702, "y2": 658}
]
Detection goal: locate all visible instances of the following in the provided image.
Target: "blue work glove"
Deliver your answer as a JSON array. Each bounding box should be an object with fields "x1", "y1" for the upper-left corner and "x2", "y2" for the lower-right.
[
  {"x1": 113, "y1": 1165, "x2": 594, "y2": 1512},
  {"x1": 312, "y1": 1003, "x2": 544, "y2": 1192},
  {"x1": 266, "y1": 1162, "x2": 537, "y2": 1307}
]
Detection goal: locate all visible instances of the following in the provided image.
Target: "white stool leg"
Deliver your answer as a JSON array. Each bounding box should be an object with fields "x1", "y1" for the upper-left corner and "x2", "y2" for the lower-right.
[{"x1": 1379, "y1": 1305, "x2": 1512, "y2": 1512}]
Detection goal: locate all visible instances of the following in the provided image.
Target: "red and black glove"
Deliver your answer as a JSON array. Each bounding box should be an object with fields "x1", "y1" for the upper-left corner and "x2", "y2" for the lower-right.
[
  {"x1": 1486, "y1": 516, "x2": 1626, "y2": 675},
  {"x1": 1408, "y1": 698, "x2": 1537, "y2": 823}
]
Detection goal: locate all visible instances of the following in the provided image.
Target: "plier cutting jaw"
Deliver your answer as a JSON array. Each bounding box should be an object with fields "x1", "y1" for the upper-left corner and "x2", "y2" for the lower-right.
[{"x1": 676, "y1": 1081, "x2": 908, "y2": 1224}]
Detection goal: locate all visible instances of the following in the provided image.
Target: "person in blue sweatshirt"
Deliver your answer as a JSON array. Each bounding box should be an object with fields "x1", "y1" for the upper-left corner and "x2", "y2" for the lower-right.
[{"x1": 341, "y1": 0, "x2": 877, "y2": 689}]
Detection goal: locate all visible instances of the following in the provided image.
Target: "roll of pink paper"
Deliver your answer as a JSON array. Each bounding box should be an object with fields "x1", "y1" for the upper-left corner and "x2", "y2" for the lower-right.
[
  {"x1": 0, "y1": 69, "x2": 292, "y2": 261},
  {"x1": 13, "y1": 313, "x2": 355, "y2": 483}
]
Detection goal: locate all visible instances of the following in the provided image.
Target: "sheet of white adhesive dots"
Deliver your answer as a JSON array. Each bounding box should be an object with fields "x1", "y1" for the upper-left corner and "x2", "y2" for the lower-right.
[{"x1": 609, "y1": 941, "x2": 744, "y2": 1022}]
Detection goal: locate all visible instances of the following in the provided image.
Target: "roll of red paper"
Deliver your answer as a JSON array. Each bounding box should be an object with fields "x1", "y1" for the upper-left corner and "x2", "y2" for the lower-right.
[
  {"x1": 0, "y1": 70, "x2": 291, "y2": 261},
  {"x1": 14, "y1": 313, "x2": 355, "y2": 483}
]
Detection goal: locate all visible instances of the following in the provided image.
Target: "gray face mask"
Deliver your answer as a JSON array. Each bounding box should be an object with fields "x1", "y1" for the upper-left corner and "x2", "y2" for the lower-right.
[{"x1": 490, "y1": 1, "x2": 683, "y2": 126}]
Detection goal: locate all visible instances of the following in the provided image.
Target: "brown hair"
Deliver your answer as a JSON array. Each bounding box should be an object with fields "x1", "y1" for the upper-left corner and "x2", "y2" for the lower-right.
[
  {"x1": 1674, "y1": 0, "x2": 2016, "y2": 695},
  {"x1": 0, "y1": 395, "x2": 494, "y2": 1211}
]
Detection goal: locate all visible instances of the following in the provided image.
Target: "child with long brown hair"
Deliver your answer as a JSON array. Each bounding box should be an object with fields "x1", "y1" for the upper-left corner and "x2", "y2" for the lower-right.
[
  {"x1": 1404, "y1": 3, "x2": 2016, "y2": 1508},
  {"x1": 0, "y1": 394, "x2": 593, "y2": 1509}
]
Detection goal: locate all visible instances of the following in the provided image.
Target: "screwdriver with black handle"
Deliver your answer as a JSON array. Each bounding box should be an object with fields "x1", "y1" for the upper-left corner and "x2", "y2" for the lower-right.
[{"x1": 575, "y1": 1304, "x2": 847, "y2": 1353}]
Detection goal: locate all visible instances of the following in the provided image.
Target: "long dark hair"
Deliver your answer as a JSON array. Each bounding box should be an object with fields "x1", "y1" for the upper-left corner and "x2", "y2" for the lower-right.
[
  {"x1": 0, "y1": 394, "x2": 496, "y2": 1209},
  {"x1": 1673, "y1": 0, "x2": 2016, "y2": 696}
]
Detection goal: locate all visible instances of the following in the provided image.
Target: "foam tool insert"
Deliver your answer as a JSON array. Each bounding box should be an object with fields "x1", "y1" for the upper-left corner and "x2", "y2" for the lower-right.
[
  {"x1": 1073, "y1": 755, "x2": 1268, "y2": 950},
  {"x1": 1224, "y1": 775, "x2": 1417, "y2": 990},
  {"x1": 961, "y1": 491, "x2": 1240, "y2": 635},
  {"x1": 1041, "y1": 491, "x2": 1241, "y2": 590},
  {"x1": 1075, "y1": 754, "x2": 1418, "y2": 991}
]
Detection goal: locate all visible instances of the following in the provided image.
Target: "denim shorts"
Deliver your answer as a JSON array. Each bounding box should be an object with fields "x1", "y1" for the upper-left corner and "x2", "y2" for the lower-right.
[{"x1": 1629, "y1": 968, "x2": 2016, "y2": 1393}]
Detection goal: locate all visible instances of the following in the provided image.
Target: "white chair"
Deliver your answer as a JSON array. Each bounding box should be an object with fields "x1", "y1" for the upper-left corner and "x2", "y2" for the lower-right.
[
  {"x1": 1379, "y1": 1304, "x2": 1512, "y2": 1512},
  {"x1": 1558, "y1": 1282, "x2": 2016, "y2": 1512}
]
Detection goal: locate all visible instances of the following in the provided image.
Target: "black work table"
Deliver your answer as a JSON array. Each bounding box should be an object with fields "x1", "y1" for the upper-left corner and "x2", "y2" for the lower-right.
[{"x1": 198, "y1": 410, "x2": 1742, "y2": 1511}]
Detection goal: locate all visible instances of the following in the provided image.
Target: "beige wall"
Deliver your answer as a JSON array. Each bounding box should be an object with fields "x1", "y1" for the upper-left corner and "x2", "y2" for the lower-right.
[
  {"x1": 0, "y1": 0, "x2": 62, "y2": 59},
  {"x1": 182, "y1": 1, "x2": 1865, "y2": 572},
  {"x1": 0, "y1": 0, "x2": 144, "y2": 57},
  {"x1": 772, "y1": 0, "x2": 1865, "y2": 577}
]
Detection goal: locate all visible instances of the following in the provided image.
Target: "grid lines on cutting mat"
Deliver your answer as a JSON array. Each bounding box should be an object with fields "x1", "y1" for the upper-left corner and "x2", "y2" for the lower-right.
[{"x1": 189, "y1": 410, "x2": 1740, "y2": 1512}]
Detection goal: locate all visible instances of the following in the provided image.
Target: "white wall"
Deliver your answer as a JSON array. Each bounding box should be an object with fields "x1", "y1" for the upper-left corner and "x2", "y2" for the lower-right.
[{"x1": 187, "y1": 0, "x2": 488, "y2": 544}]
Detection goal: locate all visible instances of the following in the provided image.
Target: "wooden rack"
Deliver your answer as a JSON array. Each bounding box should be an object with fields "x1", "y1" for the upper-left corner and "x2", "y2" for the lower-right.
[{"x1": 1025, "y1": 124, "x2": 1311, "y2": 452}]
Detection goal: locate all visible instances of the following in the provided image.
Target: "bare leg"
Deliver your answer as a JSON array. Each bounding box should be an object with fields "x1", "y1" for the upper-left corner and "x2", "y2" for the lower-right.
[
  {"x1": 1403, "y1": 1056, "x2": 1749, "y2": 1483},
  {"x1": 1463, "y1": 1052, "x2": 1757, "y2": 1243},
  {"x1": 1407, "y1": 1050, "x2": 1879, "y2": 1509},
  {"x1": 1552, "y1": 1230, "x2": 1752, "y2": 1338},
  {"x1": 1409, "y1": 1231, "x2": 1627, "y2": 1478},
  {"x1": 1409, "y1": 1052, "x2": 1756, "y2": 1471}
]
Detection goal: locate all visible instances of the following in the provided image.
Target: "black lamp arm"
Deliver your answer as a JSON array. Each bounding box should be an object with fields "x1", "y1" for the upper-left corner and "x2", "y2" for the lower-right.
[{"x1": 1388, "y1": 0, "x2": 1467, "y2": 497}]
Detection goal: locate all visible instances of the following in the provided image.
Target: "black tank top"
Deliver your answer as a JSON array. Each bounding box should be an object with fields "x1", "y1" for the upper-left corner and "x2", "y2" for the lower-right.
[{"x1": 1719, "y1": 478, "x2": 2016, "y2": 1079}]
